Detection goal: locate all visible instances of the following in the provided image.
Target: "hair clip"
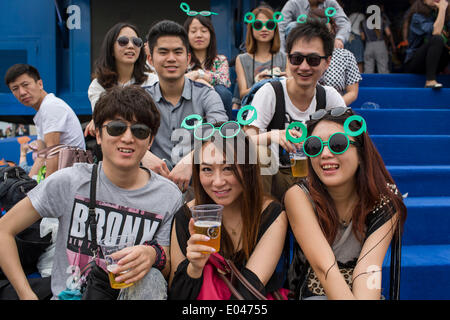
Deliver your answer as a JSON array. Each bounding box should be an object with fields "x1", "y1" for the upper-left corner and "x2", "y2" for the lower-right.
[
  {"x1": 285, "y1": 122, "x2": 308, "y2": 143},
  {"x1": 343, "y1": 115, "x2": 366, "y2": 137},
  {"x1": 180, "y1": 2, "x2": 218, "y2": 17},
  {"x1": 181, "y1": 105, "x2": 257, "y2": 141}
]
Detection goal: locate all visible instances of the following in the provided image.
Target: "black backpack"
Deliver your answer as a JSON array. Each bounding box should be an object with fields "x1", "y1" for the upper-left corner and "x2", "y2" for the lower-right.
[
  {"x1": 266, "y1": 81, "x2": 327, "y2": 166},
  {"x1": 0, "y1": 166, "x2": 37, "y2": 212},
  {"x1": 0, "y1": 166, "x2": 52, "y2": 279}
]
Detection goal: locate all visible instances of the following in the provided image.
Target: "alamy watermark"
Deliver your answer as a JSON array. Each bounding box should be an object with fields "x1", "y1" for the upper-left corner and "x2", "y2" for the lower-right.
[
  {"x1": 170, "y1": 127, "x2": 280, "y2": 176},
  {"x1": 66, "y1": 5, "x2": 81, "y2": 30},
  {"x1": 366, "y1": 5, "x2": 382, "y2": 30}
]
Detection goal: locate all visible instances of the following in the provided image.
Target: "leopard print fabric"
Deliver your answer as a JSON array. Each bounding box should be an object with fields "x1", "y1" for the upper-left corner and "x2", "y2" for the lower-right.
[
  {"x1": 303, "y1": 184, "x2": 400, "y2": 298},
  {"x1": 307, "y1": 267, "x2": 354, "y2": 296}
]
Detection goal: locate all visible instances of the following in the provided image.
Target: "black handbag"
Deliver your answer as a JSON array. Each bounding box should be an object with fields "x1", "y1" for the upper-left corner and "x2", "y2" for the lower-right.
[
  {"x1": 80, "y1": 163, "x2": 119, "y2": 300},
  {"x1": 0, "y1": 220, "x2": 52, "y2": 300},
  {"x1": 0, "y1": 277, "x2": 52, "y2": 300},
  {"x1": 0, "y1": 220, "x2": 52, "y2": 279}
]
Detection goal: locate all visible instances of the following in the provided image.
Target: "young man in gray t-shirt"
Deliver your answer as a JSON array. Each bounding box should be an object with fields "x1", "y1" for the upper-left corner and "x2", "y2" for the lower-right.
[{"x1": 0, "y1": 86, "x2": 182, "y2": 300}]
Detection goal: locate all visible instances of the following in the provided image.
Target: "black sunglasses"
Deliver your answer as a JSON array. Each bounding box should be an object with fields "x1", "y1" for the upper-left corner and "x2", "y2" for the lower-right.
[
  {"x1": 303, "y1": 132, "x2": 358, "y2": 157},
  {"x1": 252, "y1": 20, "x2": 277, "y2": 31},
  {"x1": 116, "y1": 36, "x2": 143, "y2": 48},
  {"x1": 102, "y1": 121, "x2": 151, "y2": 140},
  {"x1": 288, "y1": 52, "x2": 328, "y2": 66}
]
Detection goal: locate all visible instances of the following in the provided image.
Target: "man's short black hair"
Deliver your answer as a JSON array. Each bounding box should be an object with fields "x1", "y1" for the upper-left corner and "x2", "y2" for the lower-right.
[
  {"x1": 4, "y1": 64, "x2": 41, "y2": 87},
  {"x1": 146, "y1": 20, "x2": 190, "y2": 55},
  {"x1": 93, "y1": 85, "x2": 160, "y2": 140},
  {"x1": 285, "y1": 19, "x2": 335, "y2": 57}
]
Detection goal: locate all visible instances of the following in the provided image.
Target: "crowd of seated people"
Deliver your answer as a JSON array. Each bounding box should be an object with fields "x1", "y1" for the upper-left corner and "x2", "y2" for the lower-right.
[{"x1": 8, "y1": 0, "x2": 450, "y2": 301}]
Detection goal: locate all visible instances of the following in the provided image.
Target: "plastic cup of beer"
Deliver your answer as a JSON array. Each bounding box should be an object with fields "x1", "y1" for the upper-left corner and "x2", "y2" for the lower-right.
[
  {"x1": 190, "y1": 204, "x2": 223, "y2": 253},
  {"x1": 99, "y1": 235, "x2": 135, "y2": 289},
  {"x1": 289, "y1": 148, "x2": 308, "y2": 178}
]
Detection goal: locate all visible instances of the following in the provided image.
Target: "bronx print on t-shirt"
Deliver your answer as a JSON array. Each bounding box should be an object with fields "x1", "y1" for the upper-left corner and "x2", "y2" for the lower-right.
[{"x1": 66, "y1": 195, "x2": 163, "y2": 272}]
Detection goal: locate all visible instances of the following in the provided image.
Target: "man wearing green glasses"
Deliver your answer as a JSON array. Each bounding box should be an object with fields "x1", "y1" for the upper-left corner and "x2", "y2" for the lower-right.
[
  {"x1": 245, "y1": 19, "x2": 347, "y2": 201},
  {"x1": 0, "y1": 86, "x2": 182, "y2": 300}
]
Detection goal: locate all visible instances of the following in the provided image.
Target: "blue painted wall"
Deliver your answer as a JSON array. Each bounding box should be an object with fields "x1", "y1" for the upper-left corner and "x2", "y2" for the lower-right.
[
  {"x1": 0, "y1": 0, "x2": 56, "y2": 117},
  {"x1": 0, "y1": 0, "x2": 92, "y2": 119}
]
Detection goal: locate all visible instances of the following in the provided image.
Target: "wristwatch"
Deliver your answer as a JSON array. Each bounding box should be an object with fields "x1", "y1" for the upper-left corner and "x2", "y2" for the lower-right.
[{"x1": 197, "y1": 69, "x2": 205, "y2": 79}]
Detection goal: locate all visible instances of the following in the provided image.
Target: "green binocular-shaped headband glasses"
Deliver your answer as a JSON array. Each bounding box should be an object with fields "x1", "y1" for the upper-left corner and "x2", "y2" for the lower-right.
[
  {"x1": 180, "y1": 2, "x2": 218, "y2": 16},
  {"x1": 285, "y1": 112, "x2": 367, "y2": 158},
  {"x1": 181, "y1": 105, "x2": 257, "y2": 141},
  {"x1": 244, "y1": 11, "x2": 284, "y2": 31}
]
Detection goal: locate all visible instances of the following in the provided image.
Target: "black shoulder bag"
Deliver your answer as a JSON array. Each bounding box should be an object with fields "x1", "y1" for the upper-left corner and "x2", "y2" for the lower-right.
[{"x1": 81, "y1": 164, "x2": 120, "y2": 300}]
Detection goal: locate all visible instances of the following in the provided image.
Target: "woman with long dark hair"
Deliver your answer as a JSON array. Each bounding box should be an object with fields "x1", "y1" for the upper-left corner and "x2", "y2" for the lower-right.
[
  {"x1": 85, "y1": 22, "x2": 158, "y2": 136},
  {"x1": 168, "y1": 122, "x2": 288, "y2": 299},
  {"x1": 184, "y1": 16, "x2": 232, "y2": 120},
  {"x1": 285, "y1": 108, "x2": 407, "y2": 299},
  {"x1": 404, "y1": 0, "x2": 450, "y2": 88}
]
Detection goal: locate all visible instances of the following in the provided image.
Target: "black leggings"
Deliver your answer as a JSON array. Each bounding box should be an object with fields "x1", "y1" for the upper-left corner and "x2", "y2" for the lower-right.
[{"x1": 405, "y1": 35, "x2": 449, "y2": 81}]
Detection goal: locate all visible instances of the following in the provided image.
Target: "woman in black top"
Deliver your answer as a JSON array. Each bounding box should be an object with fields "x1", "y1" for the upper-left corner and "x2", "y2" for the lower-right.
[
  {"x1": 285, "y1": 108, "x2": 407, "y2": 299},
  {"x1": 169, "y1": 122, "x2": 288, "y2": 299}
]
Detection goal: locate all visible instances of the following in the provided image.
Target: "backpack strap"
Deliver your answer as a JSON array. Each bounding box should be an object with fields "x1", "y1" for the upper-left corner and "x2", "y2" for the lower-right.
[
  {"x1": 88, "y1": 164, "x2": 99, "y2": 254},
  {"x1": 267, "y1": 80, "x2": 286, "y2": 131},
  {"x1": 268, "y1": 82, "x2": 326, "y2": 128},
  {"x1": 315, "y1": 84, "x2": 326, "y2": 111}
]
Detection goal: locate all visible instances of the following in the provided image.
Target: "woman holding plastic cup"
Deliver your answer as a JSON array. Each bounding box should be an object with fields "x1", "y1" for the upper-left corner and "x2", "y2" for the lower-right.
[{"x1": 168, "y1": 118, "x2": 288, "y2": 300}]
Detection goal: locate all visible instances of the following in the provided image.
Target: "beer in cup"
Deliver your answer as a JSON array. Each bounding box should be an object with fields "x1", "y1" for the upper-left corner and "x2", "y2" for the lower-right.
[
  {"x1": 99, "y1": 234, "x2": 135, "y2": 289},
  {"x1": 289, "y1": 148, "x2": 308, "y2": 178},
  {"x1": 190, "y1": 204, "x2": 223, "y2": 253}
]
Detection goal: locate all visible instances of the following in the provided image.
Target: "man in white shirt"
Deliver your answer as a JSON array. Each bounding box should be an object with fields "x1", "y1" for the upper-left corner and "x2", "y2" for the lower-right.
[
  {"x1": 245, "y1": 19, "x2": 347, "y2": 201},
  {"x1": 5, "y1": 64, "x2": 85, "y2": 178}
]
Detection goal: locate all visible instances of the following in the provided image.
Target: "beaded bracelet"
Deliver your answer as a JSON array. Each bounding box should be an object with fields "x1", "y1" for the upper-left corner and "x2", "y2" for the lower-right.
[{"x1": 143, "y1": 239, "x2": 167, "y2": 271}]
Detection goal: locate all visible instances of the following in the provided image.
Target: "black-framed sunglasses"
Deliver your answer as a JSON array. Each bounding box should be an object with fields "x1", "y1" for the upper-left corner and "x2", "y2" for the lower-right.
[
  {"x1": 288, "y1": 52, "x2": 328, "y2": 66},
  {"x1": 102, "y1": 120, "x2": 151, "y2": 140},
  {"x1": 303, "y1": 132, "x2": 359, "y2": 157},
  {"x1": 310, "y1": 107, "x2": 351, "y2": 121},
  {"x1": 116, "y1": 36, "x2": 143, "y2": 48},
  {"x1": 252, "y1": 19, "x2": 277, "y2": 31}
]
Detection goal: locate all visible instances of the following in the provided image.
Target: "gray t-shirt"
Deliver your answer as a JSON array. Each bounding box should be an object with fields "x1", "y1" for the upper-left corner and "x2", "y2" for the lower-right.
[
  {"x1": 238, "y1": 52, "x2": 287, "y2": 88},
  {"x1": 27, "y1": 162, "x2": 183, "y2": 299},
  {"x1": 145, "y1": 78, "x2": 228, "y2": 168}
]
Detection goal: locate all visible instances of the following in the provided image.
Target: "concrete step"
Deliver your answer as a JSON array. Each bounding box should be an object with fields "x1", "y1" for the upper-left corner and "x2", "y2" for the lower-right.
[
  {"x1": 372, "y1": 135, "x2": 450, "y2": 166},
  {"x1": 354, "y1": 109, "x2": 450, "y2": 135},
  {"x1": 351, "y1": 87, "x2": 450, "y2": 109},
  {"x1": 387, "y1": 165, "x2": 450, "y2": 197},
  {"x1": 359, "y1": 74, "x2": 450, "y2": 88},
  {"x1": 382, "y1": 244, "x2": 450, "y2": 300},
  {"x1": 402, "y1": 197, "x2": 450, "y2": 245}
]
